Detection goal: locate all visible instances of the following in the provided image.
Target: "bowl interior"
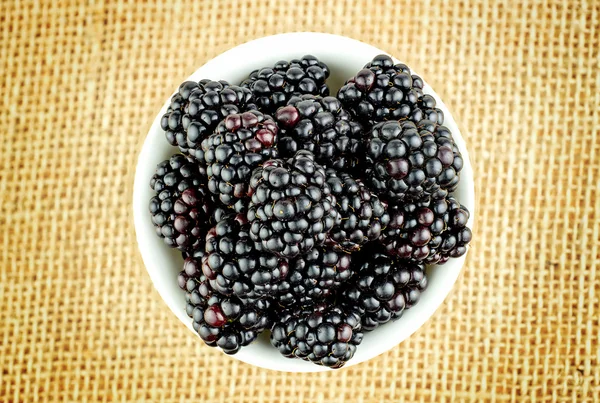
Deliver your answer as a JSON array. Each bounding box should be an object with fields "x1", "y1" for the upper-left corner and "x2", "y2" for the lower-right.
[{"x1": 133, "y1": 32, "x2": 475, "y2": 372}]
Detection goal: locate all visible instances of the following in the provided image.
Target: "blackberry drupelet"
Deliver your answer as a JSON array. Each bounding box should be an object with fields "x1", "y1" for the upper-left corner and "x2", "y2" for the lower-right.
[
  {"x1": 203, "y1": 213, "x2": 289, "y2": 300},
  {"x1": 149, "y1": 154, "x2": 213, "y2": 252},
  {"x1": 202, "y1": 110, "x2": 279, "y2": 210},
  {"x1": 276, "y1": 246, "x2": 353, "y2": 307},
  {"x1": 178, "y1": 249, "x2": 206, "y2": 291},
  {"x1": 240, "y1": 55, "x2": 330, "y2": 115},
  {"x1": 337, "y1": 54, "x2": 443, "y2": 127},
  {"x1": 326, "y1": 169, "x2": 390, "y2": 252},
  {"x1": 160, "y1": 80, "x2": 256, "y2": 163},
  {"x1": 185, "y1": 274, "x2": 271, "y2": 354},
  {"x1": 341, "y1": 253, "x2": 427, "y2": 331},
  {"x1": 276, "y1": 95, "x2": 363, "y2": 171},
  {"x1": 246, "y1": 150, "x2": 340, "y2": 258},
  {"x1": 380, "y1": 196, "x2": 472, "y2": 264},
  {"x1": 270, "y1": 303, "x2": 363, "y2": 368},
  {"x1": 364, "y1": 119, "x2": 463, "y2": 202}
]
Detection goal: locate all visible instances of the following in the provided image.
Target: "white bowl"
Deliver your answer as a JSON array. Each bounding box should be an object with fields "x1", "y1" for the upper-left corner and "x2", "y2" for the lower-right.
[{"x1": 133, "y1": 32, "x2": 475, "y2": 372}]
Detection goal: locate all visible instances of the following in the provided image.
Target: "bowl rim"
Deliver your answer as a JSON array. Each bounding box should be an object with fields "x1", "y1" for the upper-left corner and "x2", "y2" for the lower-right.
[{"x1": 133, "y1": 32, "x2": 475, "y2": 372}]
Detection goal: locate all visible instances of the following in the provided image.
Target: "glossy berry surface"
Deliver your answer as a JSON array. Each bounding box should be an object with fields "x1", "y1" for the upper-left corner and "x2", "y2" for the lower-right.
[
  {"x1": 341, "y1": 253, "x2": 427, "y2": 331},
  {"x1": 326, "y1": 169, "x2": 390, "y2": 251},
  {"x1": 246, "y1": 150, "x2": 340, "y2": 258},
  {"x1": 276, "y1": 95, "x2": 363, "y2": 171},
  {"x1": 270, "y1": 303, "x2": 363, "y2": 368},
  {"x1": 202, "y1": 110, "x2": 279, "y2": 210},
  {"x1": 337, "y1": 54, "x2": 443, "y2": 127},
  {"x1": 241, "y1": 55, "x2": 330, "y2": 115},
  {"x1": 276, "y1": 246, "x2": 353, "y2": 307},
  {"x1": 364, "y1": 119, "x2": 463, "y2": 202},
  {"x1": 380, "y1": 196, "x2": 472, "y2": 264},
  {"x1": 203, "y1": 213, "x2": 289, "y2": 300},
  {"x1": 160, "y1": 80, "x2": 256, "y2": 163}
]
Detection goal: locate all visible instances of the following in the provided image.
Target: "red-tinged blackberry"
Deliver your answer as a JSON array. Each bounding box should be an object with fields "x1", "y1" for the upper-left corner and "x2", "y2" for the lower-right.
[
  {"x1": 276, "y1": 246, "x2": 353, "y2": 307},
  {"x1": 270, "y1": 303, "x2": 363, "y2": 368},
  {"x1": 149, "y1": 155, "x2": 213, "y2": 252},
  {"x1": 341, "y1": 253, "x2": 427, "y2": 331},
  {"x1": 240, "y1": 55, "x2": 330, "y2": 115},
  {"x1": 380, "y1": 196, "x2": 472, "y2": 264},
  {"x1": 185, "y1": 275, "x2": 271, "y2": 354},
  {"x1": 202, "y1": 213, "x2": 289, "y2": 300},
  {"x1": 325, "y1": 169, "x2": 389, "y2": 252},
  {"x1": 275, "y1": 95, "x2": 364, "y2": 171},
  {"x1": 160, "y1": 80, "x2": 256, "y2": 162},
  {"x1": 247, "y1": 150, "x2": 340, "y2": 258},
  {"x1": 364, "y1": 119, "x2": 463, "y2": 202},
  {"x1": 202, "y1": 110, "x2": 279, "y2": 210},
  {"x1": 337, "y1": 54, "x2": 443, "y2": 127}
]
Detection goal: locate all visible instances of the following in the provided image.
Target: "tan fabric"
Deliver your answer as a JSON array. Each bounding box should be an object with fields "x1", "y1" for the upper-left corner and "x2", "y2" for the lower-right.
[{"x1": 1, "y1": 0, "x2": 599, "y2": 401}]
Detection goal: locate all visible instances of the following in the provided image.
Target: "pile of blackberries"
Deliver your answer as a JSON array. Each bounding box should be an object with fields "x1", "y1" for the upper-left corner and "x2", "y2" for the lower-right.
[{"x1": 149, "y1": 55, "x2": 471, "y2": 368}]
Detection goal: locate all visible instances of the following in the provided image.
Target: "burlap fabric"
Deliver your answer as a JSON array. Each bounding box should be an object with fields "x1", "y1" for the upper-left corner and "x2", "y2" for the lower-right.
[{"x1": 1, "y1": 0, "x2": 599, "y2": 401}]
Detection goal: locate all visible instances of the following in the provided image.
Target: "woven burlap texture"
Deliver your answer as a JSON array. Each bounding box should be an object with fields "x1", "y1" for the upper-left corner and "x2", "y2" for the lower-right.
[{"x1": 1, "y1": 0, "x2": 599, "y2": 402}]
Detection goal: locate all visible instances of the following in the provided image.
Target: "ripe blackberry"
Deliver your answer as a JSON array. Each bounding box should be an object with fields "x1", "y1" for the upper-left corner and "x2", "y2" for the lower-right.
[
  {"x1": 185, "y1": 274, "x2": 271, "y2": 354},
  {"x1": 364, "y1": 119, "x2": 463, "y2": 202},
  {"x1": 203, "y1": 213, "x2": 289, "y2": 300},
  {"x1": 247, "y1": 150, "x2": 340, "y2": 258},
  {"x1": 276, "y1": 246, "x2": 353, "y2": 307},
  {"x1": 325, "y1": 169, "x2": 389, "y2": 252},
  {"x1": 341, "y1": 253, "x2": 427, "y2": 331},
  {"x1": 160, "y1": 80, "x2": 256, "y2": 162},
  {"x1": 270, "y1": 303, "x2": 363, "y2": 368},
  {"x1": 275, "y1": 95, "x2": 363, "y2": 171},
  {"x1": 240, "y1": 55, "x2": 330, "y2": 115},
  {"x1": 149, "y1": 155, "x2": 213, "y2": 252},
  {"x1": 337, "y1": 54, "x2": 443, "y2": 127},
  {"x1": 380, "y1": 196, "x2": 472, "y2": 264},
  {"x1": 202, "y1": 110, "x2": 279, "y2": 210}
]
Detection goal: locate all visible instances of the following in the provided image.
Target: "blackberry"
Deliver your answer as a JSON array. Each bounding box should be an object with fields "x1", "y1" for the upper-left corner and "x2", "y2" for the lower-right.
[
  {"x1": 275, "y1": 95, "x2": 363, "y2": 171},
  {"x1": 240, "y1": 55, "x2": 330, "y2": 115},
  {"x1": 247, "y1": 150, "x2": 340, "y2": 258},
  {"x1": 337, "y1": 54, "x2": 443, "y2": 127},
  {"x1": 325, "y1": 169, "x2": 389, "y2": 252},
  {"x1": 185, "y1": 274, "x2": 271, "y2": 354},
  {"x1": 364, "y1": 119, "x2": 463, "y2": 202},
  {"x1": 202, "y1": 110, "x2": 279, "y2": 210},
  {"x1": 276, "y1": 246, "x2": 353, "y2": 307},
  {"x1": 203, "y1": 213, "x2": 289, "y2": 300},
  {"x1": 160, "y1": 80, "x2": 256, "y2": 162},
  {"x1": 380, "y1": 196, "x2": 472, "y2": 264},
  {"x1": 341, "y1": 253, "x2": 427, "y2": 331},
  {"x1": 270, "y1": 303, "x2": 363, "y2": 368},
  {"x1": 149, "y1": 155, "x2": 213, "y2": 252}
]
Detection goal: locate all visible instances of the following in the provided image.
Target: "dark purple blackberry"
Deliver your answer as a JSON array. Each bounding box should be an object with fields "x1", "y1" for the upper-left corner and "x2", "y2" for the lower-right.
[
  {"x1": 240, "y1": 55, "x2": 330, "y2": 115},
  {"x1": 160, "y1": 80, "x2": 256, "y2": 163},
  {"x1": 380, "y1": 196, "x2": 472, "y2": 264},
  {"x1": 325, "y1": 169, "x2": 389, "y2": 252},
  {"x1": 275, "y1": 95, "x2": 363, "y2": 171},
  {"x1": 202, "y1": 110, "x2": 279, "y2": 210},
  {"x1": 247, "y1": 150, "x2": 340, "y2": 258},
  {"x1": 341, "y1": 253, "x2": 427, "y2": 331},
  {"x1": 202, "y1": 213, "x2": 289, "y2": 300},
  {"x1": 276, "y1": 246, "x2": 353, "y2": 307},
  {"x1": 270, "y1": 303, "x2": 363, "y2": 368},
  {"x1": 185, "y1": 273, "x2": 271, "y2": 354},
  {"x1": 337, "y1": 54, "x2": 443, "y2": 127},
  {"x1": 149, "y1": 155, "x2": 213, "y2": 252},
  {"x1": 364, "y1": 119, "x2": 463, "y2": 202}
]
